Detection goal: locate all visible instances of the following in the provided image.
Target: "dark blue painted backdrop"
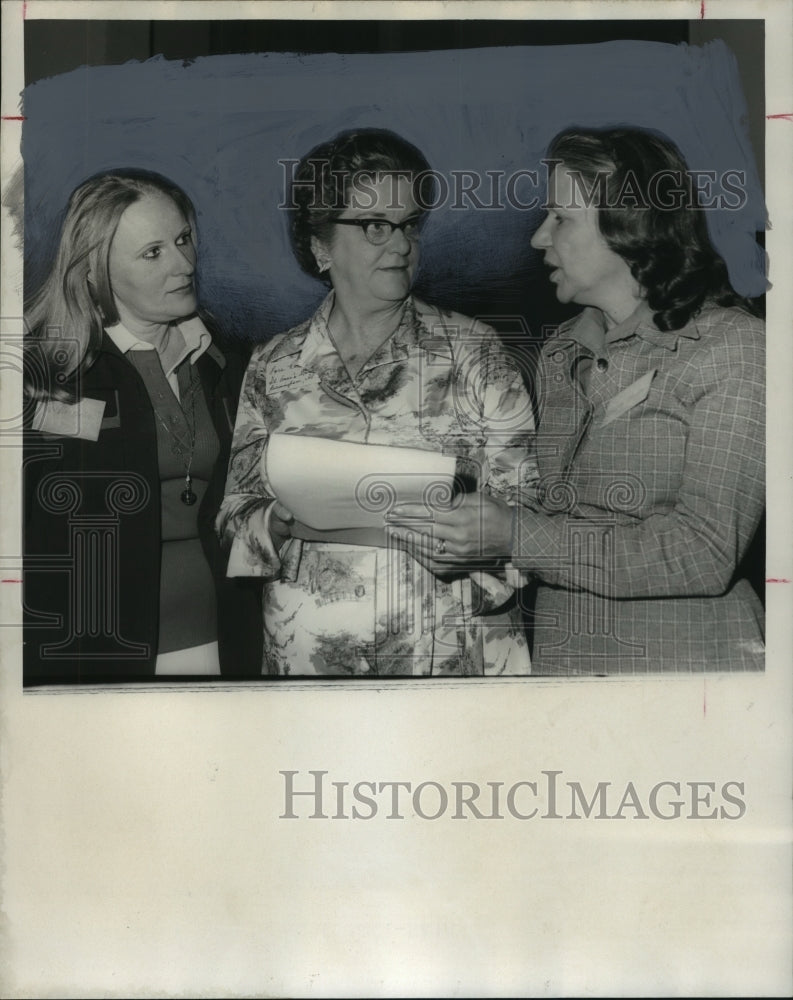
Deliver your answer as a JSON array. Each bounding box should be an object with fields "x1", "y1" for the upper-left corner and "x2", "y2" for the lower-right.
[{"x1": 22, "y1": 40, "x2": 766, "y2": 342}]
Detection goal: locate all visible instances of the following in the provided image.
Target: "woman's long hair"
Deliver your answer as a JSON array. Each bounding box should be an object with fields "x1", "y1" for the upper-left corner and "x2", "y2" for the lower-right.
[
  {"x1": 546, "y1": 127, "x2": 762, "y2": 331},
  {"x1": 25, "y1": 169, "x2": 196, "y2": 402}
]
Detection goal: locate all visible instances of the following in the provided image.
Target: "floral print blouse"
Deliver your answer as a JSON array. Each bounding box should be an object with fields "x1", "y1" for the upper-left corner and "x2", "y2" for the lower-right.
[{"x1": 218, "y1": 294, "x2": 538, "y2": 676}]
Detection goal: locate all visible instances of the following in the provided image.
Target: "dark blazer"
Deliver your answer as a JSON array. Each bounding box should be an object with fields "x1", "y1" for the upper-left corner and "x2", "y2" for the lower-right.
[{"x1": 24, "y1": 329, "x2": 263, "y2": 685}]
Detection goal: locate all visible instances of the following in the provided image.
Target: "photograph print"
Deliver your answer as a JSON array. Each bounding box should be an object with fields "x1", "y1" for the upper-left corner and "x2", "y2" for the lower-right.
[{"x1": 17, "y1": 15, "x2": 767, "y2": 684}]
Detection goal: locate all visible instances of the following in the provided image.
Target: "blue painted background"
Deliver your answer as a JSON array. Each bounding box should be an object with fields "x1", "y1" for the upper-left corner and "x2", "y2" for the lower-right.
[{"x1": 22, "y1": 40, "x2": 766, "y2": 342}]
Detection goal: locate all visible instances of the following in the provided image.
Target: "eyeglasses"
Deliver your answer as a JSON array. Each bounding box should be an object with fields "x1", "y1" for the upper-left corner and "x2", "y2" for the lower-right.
[{"x1": 332, "y1": 215, "x2": 425, "y2": 246}]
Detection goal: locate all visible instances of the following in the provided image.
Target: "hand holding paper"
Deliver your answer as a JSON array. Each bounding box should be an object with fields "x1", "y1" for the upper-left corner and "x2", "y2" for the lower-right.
[
  {"x1": 389, "y1": 492, "x2": 514, "y2": 565},
  {"x1": 269, "y1": 500, "x2": 295, "y2": 551}
]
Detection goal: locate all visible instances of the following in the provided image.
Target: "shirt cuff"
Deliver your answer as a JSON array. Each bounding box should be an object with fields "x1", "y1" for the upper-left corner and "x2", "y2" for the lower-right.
[
  {"x1": 226, "y1": 501, "x2": 282, "y2": 578},
  {"x1": 510, "y1": 507, "x2": 567, "y2": 588},
  {"x1": 469, "y1": 571, "x2": 515, "y2": 614}
]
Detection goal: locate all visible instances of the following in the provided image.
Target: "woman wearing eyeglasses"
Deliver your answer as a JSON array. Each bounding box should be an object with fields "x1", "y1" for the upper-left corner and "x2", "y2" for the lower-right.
[{"x1": 218, "y1": 128, "x2": 537, "y2": 676}]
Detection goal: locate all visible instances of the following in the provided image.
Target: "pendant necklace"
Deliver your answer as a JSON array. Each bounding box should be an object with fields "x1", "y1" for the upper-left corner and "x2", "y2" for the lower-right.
[{"x1": 152, "y1": 362, "x2": 199, "y2": 505}]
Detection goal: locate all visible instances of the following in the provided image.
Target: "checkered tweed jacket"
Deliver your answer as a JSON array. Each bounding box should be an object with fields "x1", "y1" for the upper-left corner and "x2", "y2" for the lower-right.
[{"x1": 512, "y1": 303, "x2": 765, "y2": 674}]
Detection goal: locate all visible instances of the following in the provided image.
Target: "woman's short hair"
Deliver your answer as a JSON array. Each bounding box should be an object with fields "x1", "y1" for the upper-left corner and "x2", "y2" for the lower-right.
[
  {"x1": 288, "y1": 128, "x2": 433, "y2": 281},
  {"x1": 546, "y1": 126, "x2": 758, "y2": 330},
  {"x1": 25, "y1": 169, "x2": 195, "y2": 401}
]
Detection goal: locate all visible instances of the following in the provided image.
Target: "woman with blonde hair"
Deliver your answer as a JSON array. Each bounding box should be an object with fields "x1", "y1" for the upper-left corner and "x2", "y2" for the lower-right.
[{"x1": 24, "y1": 168, "x2": 261, "y2": 683}]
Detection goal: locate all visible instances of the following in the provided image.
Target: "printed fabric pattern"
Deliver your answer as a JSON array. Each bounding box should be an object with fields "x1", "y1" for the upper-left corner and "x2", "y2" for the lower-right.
[{"x1": 218, "y1": 294, "x2": 538, "y2": 676}]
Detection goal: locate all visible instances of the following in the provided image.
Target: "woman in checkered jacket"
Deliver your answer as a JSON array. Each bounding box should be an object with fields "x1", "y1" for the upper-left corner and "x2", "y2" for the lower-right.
[{"x1": 395, "y1": 126, "x2": 765, "y2": 673}]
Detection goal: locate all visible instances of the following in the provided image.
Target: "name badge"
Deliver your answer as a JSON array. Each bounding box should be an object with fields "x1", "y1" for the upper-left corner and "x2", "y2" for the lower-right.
[
  {"x1": 268, "y1": 357, "x2": 313, "y2": 394},
  {"x1": 32, "y1": 397, "x2": 106, "y2": 441},
  {"x1": 598, "y1": 370, "x2": 656, "y2": 428}
]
